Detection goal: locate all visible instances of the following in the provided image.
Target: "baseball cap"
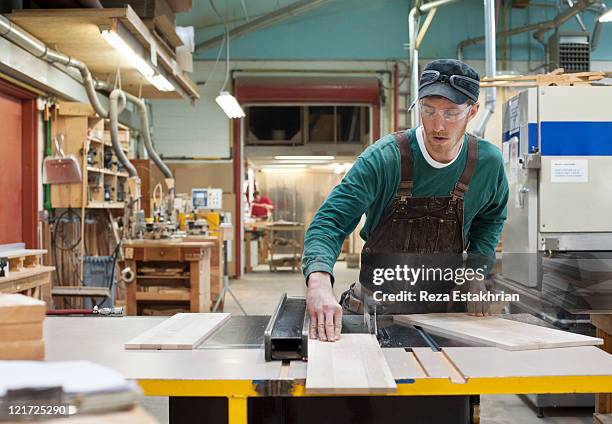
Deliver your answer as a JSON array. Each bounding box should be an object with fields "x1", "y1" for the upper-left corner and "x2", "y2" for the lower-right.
[{"x1": 418, "y1": 59, "x2": 480, "y2": 105}]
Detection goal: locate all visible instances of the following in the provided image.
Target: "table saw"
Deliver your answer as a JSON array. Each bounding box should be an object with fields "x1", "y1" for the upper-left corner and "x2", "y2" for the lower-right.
[{"x1": 43, "y1": 297, "x2": 612, "y2": 424}]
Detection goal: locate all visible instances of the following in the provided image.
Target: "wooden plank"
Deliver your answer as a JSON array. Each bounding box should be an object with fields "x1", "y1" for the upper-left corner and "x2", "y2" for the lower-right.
[
  {"x1": 394, "y1": 313, "x2": 603, "y2": 351},
  {"x1": 0, "y1": 293, "x2": 46, "y2": 324},
  {"x1": 0, "y1": 249, "x2": 47, "y2": 259},
  {"x1": 52, "y1": 286, "x2": 111, "y2": 297},
  {"x1": 596, "y1": 326, "x2": 612, "y2": 414},
  {"x1": 0, "y1": 322, "x2": 43, "y2": 342},
  {"x1": 594, "y1": 413, "x2": 612, "y2": 424},
  {"x1": 135, "y1": 291, "x2": 190, "y2": 301},
  {"x1": 306, "y1": 334, "x2": 396, "y2": 394},
  {"x1": 593, "y1": 314, "x2": 612, "y2": 335},
  {"x1": 124, "y1": 312, "x2": 230, "y2": 350},
  {"x1": 0, "y1": 267, "x2": 53, "y2": 293},
  {"x1": 0, "y1": 339, "x2": 44, "y2": 360}
]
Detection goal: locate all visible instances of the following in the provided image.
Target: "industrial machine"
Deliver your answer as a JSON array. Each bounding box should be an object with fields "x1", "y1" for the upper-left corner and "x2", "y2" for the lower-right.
[
  {"x1": 186, "y1": 188, "x2": 224, "y2": 236},
  {"x1": 497, "y1": 85, "x2": 612, "y2": 413}
]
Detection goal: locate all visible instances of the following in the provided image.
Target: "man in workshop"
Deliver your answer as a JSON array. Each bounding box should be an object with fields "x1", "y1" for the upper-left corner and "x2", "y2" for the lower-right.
[
  {"x1": 302, "y1": 59, "x2": 509, "y2": 342},
  {"x1": 251, "y1": 191, "x2": 275, "y2": 220}
]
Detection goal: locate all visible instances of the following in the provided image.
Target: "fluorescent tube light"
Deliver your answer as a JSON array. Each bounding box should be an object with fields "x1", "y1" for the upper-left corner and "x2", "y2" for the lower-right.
[
  {"x1": 262, "y1": 165, "x2": 307, "y2": 169},
  {"x1": 274, "y1": 156, "x2": 335, "y2": 160},
  {"x1": 275, "y1": 159, "x2": 333, "y2": 164},
  {"x1": 147, "y1": 74, "x2": 175, "y2": 91},
  {"x1": 216, "y1": 91, "x2": 245, "y2": 119},
  {"x1": 599, "y1": 9, "x2": 612, "y2": 22},
  {"x1": 100, "y1": 29, "x2": 154, "y2": 77}
]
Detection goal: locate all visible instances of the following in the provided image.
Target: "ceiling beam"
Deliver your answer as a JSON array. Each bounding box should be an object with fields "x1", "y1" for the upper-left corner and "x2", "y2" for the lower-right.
[{"x1": 195, "y1": 0, "x2": 330, "y2": 52}]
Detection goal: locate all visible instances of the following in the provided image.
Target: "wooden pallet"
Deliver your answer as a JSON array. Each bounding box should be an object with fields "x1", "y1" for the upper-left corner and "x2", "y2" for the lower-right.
[{"x1": 480, "y1": 68, "x2": 606, "y2": 88}]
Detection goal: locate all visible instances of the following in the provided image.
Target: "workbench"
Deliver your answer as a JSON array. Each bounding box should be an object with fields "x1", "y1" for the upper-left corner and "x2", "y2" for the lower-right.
[
  {"x1": 593, "y1": 313, "x2": 612, "y2": 415},
  {"x1": 43, "y1": 314, "x2": 612, "y2": 424},
  {"x1": 0, "y1": 247, "x2": 54, "y2": 303},
  {"x1": 123, "y1": 240, "x2": 213, "y2": 315}
]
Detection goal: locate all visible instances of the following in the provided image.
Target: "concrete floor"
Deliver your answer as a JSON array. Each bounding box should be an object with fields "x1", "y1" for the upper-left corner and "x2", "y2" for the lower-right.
[{"x1": 141, "y1": 262, "x2": 594, "y2": 424}]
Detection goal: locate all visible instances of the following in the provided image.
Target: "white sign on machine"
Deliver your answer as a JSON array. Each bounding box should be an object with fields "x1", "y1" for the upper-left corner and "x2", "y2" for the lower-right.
[{"x1": 550, "y1": 159, "x2": 589, "y2": 183}]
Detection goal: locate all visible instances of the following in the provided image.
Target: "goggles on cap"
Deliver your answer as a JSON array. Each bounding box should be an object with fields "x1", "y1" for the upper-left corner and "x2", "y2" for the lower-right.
[{"x1": 419, "y1": 70, "x2": 480, "y2": 103}]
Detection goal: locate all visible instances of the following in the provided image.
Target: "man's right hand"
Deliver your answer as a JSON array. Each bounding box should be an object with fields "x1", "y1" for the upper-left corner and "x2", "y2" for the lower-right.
[{"x1": 306, "y1": 272, "x2": 343, "y2": 342}]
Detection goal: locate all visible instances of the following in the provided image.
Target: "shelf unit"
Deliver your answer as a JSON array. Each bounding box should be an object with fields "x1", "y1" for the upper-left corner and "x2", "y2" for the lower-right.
[{"x1": 50, "y1": 102, "x2": 132, "y2": 210}]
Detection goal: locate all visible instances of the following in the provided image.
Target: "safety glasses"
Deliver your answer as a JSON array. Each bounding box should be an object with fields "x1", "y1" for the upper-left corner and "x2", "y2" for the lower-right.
[
  {"x1": 419, "y1": 100, "x2": 473, "y2": 123},
  {"x1": 419, "y1": 70, "x2": 480, "y2": 103}
]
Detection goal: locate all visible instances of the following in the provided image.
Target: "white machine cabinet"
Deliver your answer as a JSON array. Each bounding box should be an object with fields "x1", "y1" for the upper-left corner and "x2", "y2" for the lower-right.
[{"x1": 501, "y1": 86, "x2": 612, "y2": 309}]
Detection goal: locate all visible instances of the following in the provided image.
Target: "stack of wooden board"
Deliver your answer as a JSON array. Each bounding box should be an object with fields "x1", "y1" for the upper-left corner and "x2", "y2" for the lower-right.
[
  {"x1": 480, "y1": 68, "x2": 606, "y2": 88},
  {"x1": 0, "y1": 294, "x2": 46, "y2": 360}
]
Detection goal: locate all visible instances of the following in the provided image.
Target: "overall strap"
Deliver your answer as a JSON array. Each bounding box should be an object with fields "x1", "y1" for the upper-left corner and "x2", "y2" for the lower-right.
[
  {"x1": 451, "y1": 134, "x2": 479, "y2": 199},
  {"x1": 393, "y1": 131, "x2": 414, "y2": 197}
]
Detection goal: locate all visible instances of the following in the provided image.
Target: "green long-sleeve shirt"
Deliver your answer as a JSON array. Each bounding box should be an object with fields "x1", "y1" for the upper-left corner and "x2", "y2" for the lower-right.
[{"x1": 302, "y1": 128, "x2": 509, "y2": 282}]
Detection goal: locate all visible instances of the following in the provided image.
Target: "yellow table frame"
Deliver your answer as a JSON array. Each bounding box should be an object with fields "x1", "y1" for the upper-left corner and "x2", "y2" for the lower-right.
[{"x1": 139, "y1": 376, "x2": 612, "y2": 424}]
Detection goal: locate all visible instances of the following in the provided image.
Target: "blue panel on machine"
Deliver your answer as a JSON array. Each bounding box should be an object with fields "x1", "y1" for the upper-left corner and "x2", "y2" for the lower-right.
[{"x1": 541, "y1": 121, "x2": 612, "y2": 156}]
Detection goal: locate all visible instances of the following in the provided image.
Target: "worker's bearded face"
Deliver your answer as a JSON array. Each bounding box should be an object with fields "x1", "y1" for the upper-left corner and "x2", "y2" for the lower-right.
[{"x1": 420, "y1": 96, "x2": 479, "y2": 162}]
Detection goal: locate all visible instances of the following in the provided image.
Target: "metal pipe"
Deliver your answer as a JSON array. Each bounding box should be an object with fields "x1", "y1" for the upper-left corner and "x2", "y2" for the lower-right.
[
  {"x1": 564, "y1": 0, "x2": 587, "y2": 32},
  {"x1": 123, "y1": 91, "x2": 175, "y2": 217},
  {"x1": 472, "y1": 0, "x2": 497, "y2": 138},
  {"x1": 196, "y1": 0, "x2": 330, "y2": 52},
  {"x1": 109, "y1": 89, "x2": 138, "y2": 178},
  {"x1": 457, "y1": 0, "x2": 599, "y2": 60},
  {"x1": 408, "y1": 0, "x2": 460, "y2": 126},
  {"x1": 592, "y1": 3, "x2": 607, "y2": 51},
  {"x1": 0, "y1": 14, "x2": 109, "y2": 118},
  {"x1": 408, "y1": 0, "x2": 421, "y2": 127},
  {"x1": 419, "y1": 0, "x2": 458, "y2": 12}
]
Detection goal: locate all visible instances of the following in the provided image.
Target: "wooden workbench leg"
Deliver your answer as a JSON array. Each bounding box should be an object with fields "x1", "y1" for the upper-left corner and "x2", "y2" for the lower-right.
[
  {"x1": 228, "y1": 396, "x2": 248, "y2": 424},
  {"x1": 593, "y1": 315, "x2": 612, "y2": 414},
  {"x1": 125, "y1": 260, "x2": 137, "y2": 316},
  {"x1": 189, "y1": 260, "x2": 201, "y2": 313}
]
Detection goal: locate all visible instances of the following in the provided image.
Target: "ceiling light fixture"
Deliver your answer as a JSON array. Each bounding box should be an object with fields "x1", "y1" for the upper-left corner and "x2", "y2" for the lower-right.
[
  {"x1": 274, "y1": 155, "x2": 335, "y2": 160},
  {"x1": 216, "y1": 91, "x2": 245, "y2": 118},
  {"x1": 100, "y1": 28, "x2": 154, "y2": 77},
  {"x1": 216, "y1": 24, "x2": 244, "y2": 119},
  {"x1": 599, "y1": 8, "x2": 612, "y2": 22},
  {"x1": 147, "y1": 74, "x2": 175, "y2": 92}
]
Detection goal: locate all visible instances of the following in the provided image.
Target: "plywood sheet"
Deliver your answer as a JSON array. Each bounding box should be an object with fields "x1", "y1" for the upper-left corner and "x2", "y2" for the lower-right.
[
  {"x1": 394, "y1": 313, "x2": 603, "y2": 351},
  {"x1": 124, "y1": 313, "x2": 229, "y2": 350},
  {"x1": 306, "y1": 334, "x2": 396, "y2": 394},
  {"x1": 0, "y1": 294, "x2": 46, "y2": 324}
]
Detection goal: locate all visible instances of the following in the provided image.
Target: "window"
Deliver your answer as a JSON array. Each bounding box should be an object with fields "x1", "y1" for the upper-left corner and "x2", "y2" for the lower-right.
[{"x1": 245, "y1": 105, "x2": 370, "y2": 146}]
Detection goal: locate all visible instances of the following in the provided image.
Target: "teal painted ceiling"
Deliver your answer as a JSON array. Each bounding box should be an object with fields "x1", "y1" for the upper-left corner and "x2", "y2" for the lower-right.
[{"x1": 175, "y1": 0, "x2": 612, "y2": 62}]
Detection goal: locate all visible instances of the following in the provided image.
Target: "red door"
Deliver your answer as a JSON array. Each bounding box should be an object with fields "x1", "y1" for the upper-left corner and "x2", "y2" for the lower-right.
[
  {"x1": 0, "y1": 80, "x2": 38, "y2": 249},
  {"x1": 0, "y1": 92, "x2": 23, "y2": 245}
]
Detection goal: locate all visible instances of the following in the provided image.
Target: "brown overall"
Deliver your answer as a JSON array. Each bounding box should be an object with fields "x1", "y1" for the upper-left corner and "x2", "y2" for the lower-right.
[{"x1": 340, "y1": 130, "x2": 479, "y2": 315}]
